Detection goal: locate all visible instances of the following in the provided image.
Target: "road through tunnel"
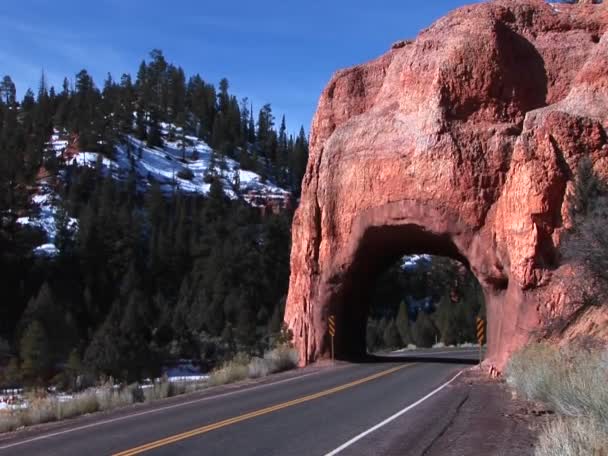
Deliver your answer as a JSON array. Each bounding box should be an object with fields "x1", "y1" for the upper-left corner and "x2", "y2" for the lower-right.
[
  {"x1": 321, "y1": 223, "x2": 485, "y2": 361},
  {"x1": 283, "y1": 194, "x2": 538, "y2": 371}
]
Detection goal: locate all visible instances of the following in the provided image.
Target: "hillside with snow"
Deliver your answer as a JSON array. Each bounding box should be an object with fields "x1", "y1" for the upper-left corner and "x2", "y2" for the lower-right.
[{"x1": 17, "y1": 126, "x2": 291, "y2": 255}]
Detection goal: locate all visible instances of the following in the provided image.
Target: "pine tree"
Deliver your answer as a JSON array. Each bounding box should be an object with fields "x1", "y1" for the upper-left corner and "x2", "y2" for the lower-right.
[
  {"x1": 20, "y1": 321, "x2": 50, "y2": 383},
  {"x1": 55, "y1": 205, "x2": 74, "y2": 254},
  {"x1": 118, "y1": 73, "x2": 135, "y2": 134},
  {"x1": 248, "y1": 107, "x2": 255, "y2": 144},
  {"x1": 434, "y1": 295, "x2": 458, "y2": 345},
  {"x1": 239, "y1": 98, "x2": 250, "y2": 145},
  {"x1": 276, "y1": 115, "x2": 288, "y2": 184},
  {"x1": 383, "y1": 320, "x2": 401, "y2": 349},
  {"x1": 0, "y1": 337, "x2": 9, "y2": 359},
  {"x1": 412, "y1": 311, "x2": 437, "y2": 348},
  {"x1": 65, "y1": 349, "x2": 83, "y2": 390},
  {"x1": 135, "y1": 108, "x2": 147, "y2": 140},
  {"x1": 0, "y1": 76, "x2": 16, "y2": 105},
  {"x1": 4, "y1": 358, "x2": 22, "y2": 386},
  {"x1": 396, "y1": 301, "x2": 412, "y2": 346},
  {"x1": 147, "y1": 111, "x2": 163, "y2": 148}
]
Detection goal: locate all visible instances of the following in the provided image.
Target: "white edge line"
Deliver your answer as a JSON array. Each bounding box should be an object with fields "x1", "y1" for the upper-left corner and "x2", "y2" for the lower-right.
[
  {"x1": 324, "y1": 369, "x2": 465, "y2": 456},
  {"x1": 0, "y1": 369, "x2": 325, "y2": 451}
]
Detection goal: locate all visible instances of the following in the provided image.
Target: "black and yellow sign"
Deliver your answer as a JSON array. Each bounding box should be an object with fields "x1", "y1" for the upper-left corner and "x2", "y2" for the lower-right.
[
  {"x1": 329, "y1": 315, "x2": 336, "y2": 361},
  {"x1": 328, "y1": 315, "x2": 336, "y2": 337},
  {"x1": 476, "y1": 317, "x2": 485, "y2": 345}
]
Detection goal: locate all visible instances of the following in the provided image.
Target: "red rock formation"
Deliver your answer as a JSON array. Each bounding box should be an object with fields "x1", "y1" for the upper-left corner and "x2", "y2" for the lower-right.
[{"x1": 284, "y1": 0, "x2": 608, "y2": 372}]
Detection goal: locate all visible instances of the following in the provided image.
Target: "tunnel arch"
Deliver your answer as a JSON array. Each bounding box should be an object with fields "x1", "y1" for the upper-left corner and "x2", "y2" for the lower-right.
[
  {"x1": 285, "y1": 199, "x2": 531, "y2": 371},
  {"x1": 337, "y1": 230, "x2": 474, "y2": 357},
  {"x1": 313, "y1": 203, "x2": 500, "y2": 362}
]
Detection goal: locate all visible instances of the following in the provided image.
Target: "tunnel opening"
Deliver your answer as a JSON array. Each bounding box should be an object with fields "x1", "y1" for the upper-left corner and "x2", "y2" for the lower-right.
[
  {"x1": 365, "y1": 254, "x2": 485, "y2": 355},
  {"x1": 326, "y1": 223, "x2": 488, "y2": 361}
]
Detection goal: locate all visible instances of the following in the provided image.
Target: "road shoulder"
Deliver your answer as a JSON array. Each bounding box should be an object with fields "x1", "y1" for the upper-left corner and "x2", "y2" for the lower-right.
[
  {"x1": 419, "y1": 368, "x2": 551, "y2": 456},
  {"x1": 344, "y1": 367, "x2": 551, "y2": 456}
]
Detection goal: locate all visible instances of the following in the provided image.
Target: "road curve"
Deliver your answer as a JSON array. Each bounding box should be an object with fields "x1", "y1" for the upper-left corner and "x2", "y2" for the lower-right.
[{"x1": 0, "y1": 348, "x2": 479, "y2": 456}]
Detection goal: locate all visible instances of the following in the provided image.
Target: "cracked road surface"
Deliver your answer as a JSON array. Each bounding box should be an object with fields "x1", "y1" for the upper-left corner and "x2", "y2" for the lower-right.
[{"x1": 0, "y1": 348, "x2": 480, "y2": 456}]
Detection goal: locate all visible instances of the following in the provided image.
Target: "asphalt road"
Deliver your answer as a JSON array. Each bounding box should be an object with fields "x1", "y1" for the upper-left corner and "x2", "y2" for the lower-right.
[{"x1": 0, "y1": 348, "x2": 481, "y2": 456}]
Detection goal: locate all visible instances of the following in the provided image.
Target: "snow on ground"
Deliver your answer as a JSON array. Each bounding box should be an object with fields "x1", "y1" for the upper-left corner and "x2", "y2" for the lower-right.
[
  {"x1": 19, "y1": 128, "x2": 289, "y2": 256},
  {"x1": 70, "y1": 132, "x2": 289, "y2": 201},
  {"x1": 162, "y1": 360, "x2": 206, "y2": 380},
  {"x1": 0, "y1": 390, "x2": 27, "y2": 411},
  {"x1": 33, "y1": 243, "x2": 60, "y2": 256},
  {"x1": 16, "y1": 182, "x2": 78, "y2": 256},
  {"x1": 401, "y1": 255, "x2": 431, "y2": 269},
  {"x1": 167, "y1": 375, "x2": 209, "y2": 383},
  {"x1": 46, "y1": 130, "x2": 69, "y2": 155}
]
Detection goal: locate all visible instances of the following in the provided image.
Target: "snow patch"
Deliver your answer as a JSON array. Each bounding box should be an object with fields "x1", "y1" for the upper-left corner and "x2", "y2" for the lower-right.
[
  {"x1": 33, "y1": 243, "x2": 60, "y2": 256},
  {"x1": 16, "y1": 183, "x2": 78, "y2": 256},
  {"x1": 69, "y1": 134, "x2": 290, "y2": 201},
  {"x1": 401, "y1": 254, "x2": 431, "y2": 269}
]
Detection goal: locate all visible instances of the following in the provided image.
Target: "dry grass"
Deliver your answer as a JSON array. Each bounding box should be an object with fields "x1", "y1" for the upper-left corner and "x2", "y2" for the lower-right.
[
  {"x1": 0, "y1": 378, "x2": 208, "y2": 434},
  {"x1": 535, "y1": 417, "x2": 608, "y2": 456},
  {"x1": 506, "y1": 343, "x2": 608, "y2": 455},
  {"x1": 0, "y1": 347, "x2": 298, "y2": 434},
  {"x1": 507, "y1": 343, "x2": 608, "y2": 421},
  {"x1": 208, "y1": 353, "x2": 251, "y2": 386},
  {"x1": 209, "y1": 345, "x2": 299, "y2": 386},
  {"x1": 167, "y1": 380, "x2": 207, "y2": 397},
  {"x1": 0, "y1": 414, "x2": 21, "y2": 434},
  {"x1": 262, "y1": 344, "x2": 299, "y2": 374},
  {"x1": 141, "y1": 381, "x2": 170, "y2": 403}
]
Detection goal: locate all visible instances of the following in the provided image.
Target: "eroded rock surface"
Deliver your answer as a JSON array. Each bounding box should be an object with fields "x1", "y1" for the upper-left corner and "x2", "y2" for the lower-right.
[{"x1": 285, "y1": 0, "x2": 608, "y2": 371}]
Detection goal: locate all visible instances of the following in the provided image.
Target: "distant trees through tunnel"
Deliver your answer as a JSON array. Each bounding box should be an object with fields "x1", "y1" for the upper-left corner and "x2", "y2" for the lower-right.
[{"x1": 366, "y1": 255, "x2": 485, "y2": 353}]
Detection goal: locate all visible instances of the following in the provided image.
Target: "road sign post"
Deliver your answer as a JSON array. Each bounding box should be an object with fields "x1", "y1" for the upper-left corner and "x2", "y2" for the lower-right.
[
  {"x1": 476, "y1": 317, "x2": 485, "y2": 366},
  {"x1": 328, "y1": 315, "x2": 336, "y2": 361}
]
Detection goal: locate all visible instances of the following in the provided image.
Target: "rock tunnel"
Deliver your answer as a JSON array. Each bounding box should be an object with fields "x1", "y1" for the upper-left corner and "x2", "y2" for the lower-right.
[
  {"x1": 284, "y1": 0, "x2": 608, "y2": 372},
  {"x1": 324, "y1": 213, "x2": 477, "y2": 360}
]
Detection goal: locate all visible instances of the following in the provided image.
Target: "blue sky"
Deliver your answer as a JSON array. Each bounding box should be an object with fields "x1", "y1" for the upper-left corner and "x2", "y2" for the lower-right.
[{"x1": 0, "y1": 0, "x2": 479, "y2": 133}]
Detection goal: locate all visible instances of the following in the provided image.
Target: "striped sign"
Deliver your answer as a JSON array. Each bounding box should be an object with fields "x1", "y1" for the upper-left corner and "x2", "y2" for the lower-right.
[
  {"x1": 328, "y1": 315, "x2": 336, "y2": 337},
  {"x1": 476, "y1": 317, "x2": 485, "y2": 345}
]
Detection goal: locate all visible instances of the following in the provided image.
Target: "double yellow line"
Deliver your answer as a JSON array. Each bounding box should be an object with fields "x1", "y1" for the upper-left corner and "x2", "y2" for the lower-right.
[{"x1": 113, "y1": 363, "x2": 413, "y2": 455}]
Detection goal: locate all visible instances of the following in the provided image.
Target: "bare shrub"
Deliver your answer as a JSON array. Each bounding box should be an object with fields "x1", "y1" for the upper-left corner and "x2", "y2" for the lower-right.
[
  {"x1": 210, "y1": 345, "x2": 298, "y2": 386},
  {"x1": 507, "y1": 343, "x2": 608, "y2": 455},
  {"x1": 546, "y1": 348, "x2": 608, "y2": 423},
  {"x1": 0, "y1": 413, "x2": 21, "y2": 433},
  {"x1": 563, "y1": 158, "x2": 608, "y2": 296},
  {"x1": 20, "y1": 396, "x2": 58, "y2": 427},
  {"x1": 263, "y1": 344, "x2": 299, "y2": 374},
  {"x1": 56, "y1": 393, "x2": 98, "y2": 420},
  {"x1": 142, "y1": 381, "x2": 170, "y2": 402},
  {"x1": 208, "y1": 353, "x2": 250, "y2": 386},
  {"x1": 247, "y1": 357, "x2": 270, "y2": 379},
  {"x1": 95, "y1": 384, "x2": 136, "y2": 412},
  {"x1": 168, "y1": 380, "x2": 207, "y2": 396},
  {"x1": 535, "y1": 417, "x2": 608, "y2": 456},
  {"x1": 506, "y1": 343, "x2": 562, "y2": 403}
]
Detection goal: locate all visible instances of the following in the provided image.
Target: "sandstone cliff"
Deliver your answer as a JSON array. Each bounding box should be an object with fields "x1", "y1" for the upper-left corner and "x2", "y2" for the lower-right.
[{"x1": 285, "y1": 0, "x2": 608, "y2": 372}]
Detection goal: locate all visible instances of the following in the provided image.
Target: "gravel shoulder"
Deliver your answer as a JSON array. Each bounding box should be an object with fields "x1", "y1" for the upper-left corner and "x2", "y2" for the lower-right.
[{"x1": 357, "y1": 367, "x2": 552, "y2": 456}]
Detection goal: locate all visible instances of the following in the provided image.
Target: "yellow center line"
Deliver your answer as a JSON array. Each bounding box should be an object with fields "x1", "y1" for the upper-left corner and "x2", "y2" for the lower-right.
[{"x1": 113, "y1": 363, "x2": 415, "y2": 456}]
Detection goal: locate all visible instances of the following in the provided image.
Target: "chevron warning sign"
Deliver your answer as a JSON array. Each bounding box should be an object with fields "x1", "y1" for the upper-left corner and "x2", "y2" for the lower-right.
[
  {"x1": 476, "y1": 317, "x2": 485, "y2": 345},
  {"x1": 328, "y1": 315, "x2": 336, "y2": 360},
  {"x1": 328, "y1": 315, "x2": 336, "y2": 337}
]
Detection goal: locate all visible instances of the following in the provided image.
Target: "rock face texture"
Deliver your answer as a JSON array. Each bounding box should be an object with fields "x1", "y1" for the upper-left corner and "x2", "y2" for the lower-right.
[{"x1": 284, "y1": 0, "x2": 608, "y2": 371}]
